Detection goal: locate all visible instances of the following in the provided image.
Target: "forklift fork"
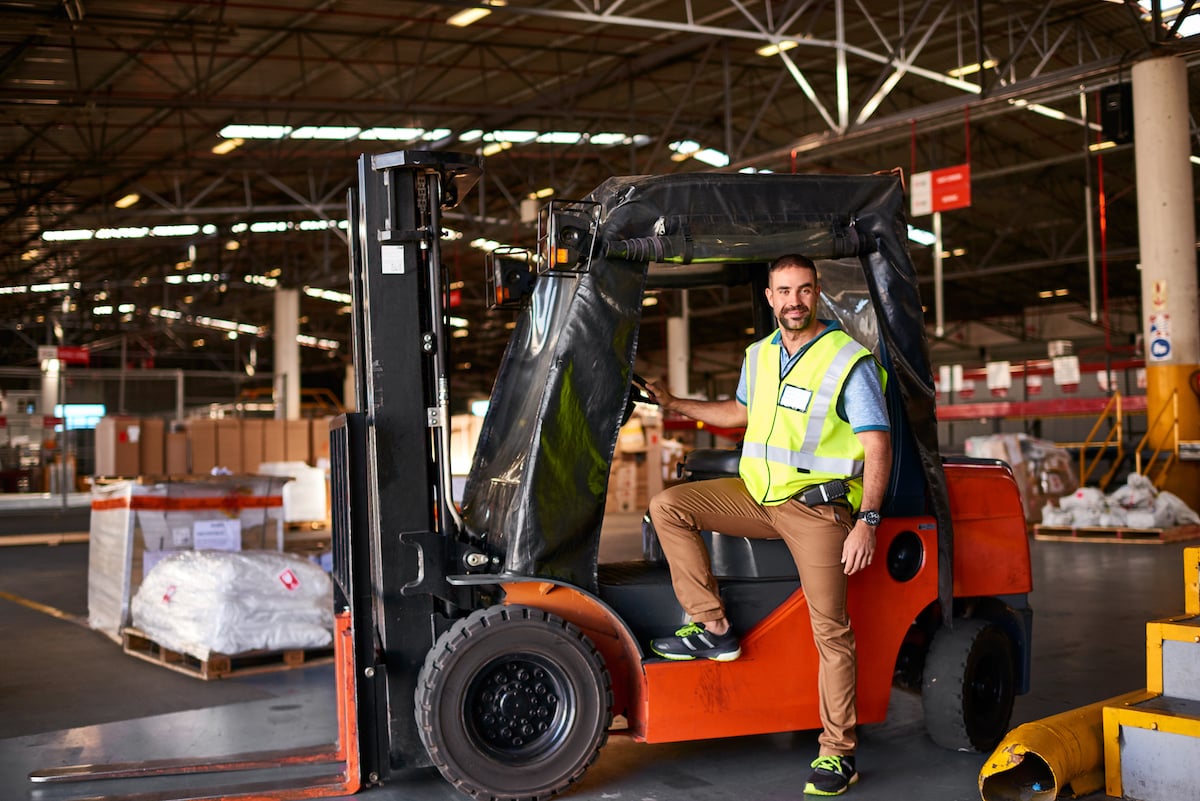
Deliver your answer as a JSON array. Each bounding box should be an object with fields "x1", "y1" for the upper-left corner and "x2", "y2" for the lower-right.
[{"x1": 27, "y1": 610, "x2": 362, "y2": 800}]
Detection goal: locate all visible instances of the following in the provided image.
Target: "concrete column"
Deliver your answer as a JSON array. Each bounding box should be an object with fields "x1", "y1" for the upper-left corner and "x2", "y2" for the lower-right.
[
  {"x1": 40, "y1": 358, "x2": 60, "y2": 417},
  {"x1": 273, "y1": 288, "x2": 301, "y2": 420},
  {"x1": 667, "y1": 291, "x2": 690, "y2": 398},
  {"x1": 1132, "y1": 55, "x2": 1199, "y2": 506}
]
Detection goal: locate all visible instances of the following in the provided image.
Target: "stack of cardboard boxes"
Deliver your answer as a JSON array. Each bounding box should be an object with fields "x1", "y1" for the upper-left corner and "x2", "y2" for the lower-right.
[
  {"x1": 94, "y1": 416, "x2": 335, "y2": 478},
  {"x1": 606, "y1": 414, "x2": 690, "y2": 513}
]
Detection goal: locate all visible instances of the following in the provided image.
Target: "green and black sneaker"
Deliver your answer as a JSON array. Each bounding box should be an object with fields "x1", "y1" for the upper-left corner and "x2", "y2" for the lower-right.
[
  {"x1": 804, "y1": 755, "x2": 858, "y2": 796},
  {"x1": 650, "y1": 622, "x2": 741, "y2": 661}
]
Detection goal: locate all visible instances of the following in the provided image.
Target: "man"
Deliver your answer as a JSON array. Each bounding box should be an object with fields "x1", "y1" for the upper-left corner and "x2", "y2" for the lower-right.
[{"x1": 643, "y1": 253, "x2": 891, "y2": 797}]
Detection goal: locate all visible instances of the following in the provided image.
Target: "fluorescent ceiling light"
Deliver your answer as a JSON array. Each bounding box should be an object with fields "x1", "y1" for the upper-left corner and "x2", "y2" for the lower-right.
[
  {"x1": 485, "y1": 130, "x2": 538, "y2": 143},
  {"x1": 95, "y1": 227, "x2": 149, "y2": 240},
  {"x1": 212, "y1": 137, "x2": 244, "y2": 155},
  {"x1": 537, "y1": 132, "x2": 582, "y2": 144},
  {"x1": 947, "y1": 59, "x2": 997, "y2": 78},
  {"x1": 296, "y1": 334, "x2": 340, "y2": 350},
  {"x1": 219, "y1": 124, "x2": 292, "y2": 139},
  {"x1": 1190, "y1": 155, "x2": 1200, "y2": 166},
  {"x1": 693, "y1": 148, "x2": 730, "y2": 168},
  {"x1": 669, "y1": 140, "x2": 701, "y2": 162},
  {"x1": 421, "y1": 128, "x2": 451, "y2": 140},
  {"x1": 42, "y1": 229, "x2": 93, "y2": 241},
  {"x1": 447, "y1": 0, "x2": 505, "y2": 28},
  {"x1": 1089, "y1": 140, "x2": 1117, "y2": 152},
  {"x1": 447, "y1": 8, "x2": 490, "y2": 27},
  {"x1": 304, "y1": 286, "x2": 353, "y2": 304},
  {"x1": 528, "y1": 187, "x2": 555, "y2": 199},
  {"x1": 588, "y1": 132, "x2": 631, "y2": 146},
  {"x1": 459, "y1": 129, "x2": 484, "y2": 142},
  {"x1": 359, "y1": 127, "x2": 423, "y2": 140},
  {"x1": 756, "y1": 40, "x2": 798, "y2": 57},
  {"x1": 151, "y1": 224, "x2": 200, "y2": 237},
  {"x1": 907, "y1": 225, "x2": 937, "y2": 246},
  {"x1": 290, "y1": 126, "x2": 361, "y2": 139},
  {"x1": 114, "y1": 193, "x2": 140, "y2": 209},
  {"x1": 481, "y1": 140, "x2": 512, "y2": 157}
]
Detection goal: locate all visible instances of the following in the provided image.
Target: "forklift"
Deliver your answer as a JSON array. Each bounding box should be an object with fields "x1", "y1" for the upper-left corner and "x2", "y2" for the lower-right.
[{"x1": 32, "y1": 151, "x2": 1033, "y2": 800}]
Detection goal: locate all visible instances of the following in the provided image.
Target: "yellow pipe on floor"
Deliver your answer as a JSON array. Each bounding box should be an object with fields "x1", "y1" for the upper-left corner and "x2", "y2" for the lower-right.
[{"x1": 978, "y1": 690, "x2": 1152, "y2": 801}]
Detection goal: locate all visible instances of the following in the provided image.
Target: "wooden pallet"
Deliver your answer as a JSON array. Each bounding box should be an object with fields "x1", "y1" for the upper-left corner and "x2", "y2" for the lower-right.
[
  {"x1": 1033, "y1": 524, "x2": 1200, "y2": 545},
  {"x1": 121, "y1": 627, "x2": 334, "y2": 680}
]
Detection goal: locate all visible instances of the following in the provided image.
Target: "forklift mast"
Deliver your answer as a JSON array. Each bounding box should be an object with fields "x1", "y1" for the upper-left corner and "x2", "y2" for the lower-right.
[{"x1": 332, "y1": 151, "x2": 483, "y2": 782}]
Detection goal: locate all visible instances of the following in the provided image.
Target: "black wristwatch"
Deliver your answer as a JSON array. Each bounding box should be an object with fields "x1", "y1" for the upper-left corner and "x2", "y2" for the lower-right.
[{"x1": 856, "y1": 510, "x2": 882, "y2": 527}]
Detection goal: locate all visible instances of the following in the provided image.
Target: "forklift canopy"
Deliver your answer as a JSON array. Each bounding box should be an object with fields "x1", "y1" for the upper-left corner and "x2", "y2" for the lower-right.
[{"x1": 461, "y1": 171, "x2": 952, "y2": 611}]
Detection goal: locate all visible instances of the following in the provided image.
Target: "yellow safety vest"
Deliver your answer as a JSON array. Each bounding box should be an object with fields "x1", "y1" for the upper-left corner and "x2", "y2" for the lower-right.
[{"x1": 739, "y1": 327, "x2": 885, "y2": 508}]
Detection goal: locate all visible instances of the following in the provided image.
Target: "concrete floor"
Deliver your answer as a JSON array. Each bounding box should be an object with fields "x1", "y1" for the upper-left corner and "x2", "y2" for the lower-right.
[{"x1": 1, "y1": 508, "x2": 1194, "y2": 801}]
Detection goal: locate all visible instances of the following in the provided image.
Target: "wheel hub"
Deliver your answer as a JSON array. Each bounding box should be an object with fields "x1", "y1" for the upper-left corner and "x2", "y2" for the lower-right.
[{"x1": 471, "y1": 658, "x2": 561, "y2": 752}]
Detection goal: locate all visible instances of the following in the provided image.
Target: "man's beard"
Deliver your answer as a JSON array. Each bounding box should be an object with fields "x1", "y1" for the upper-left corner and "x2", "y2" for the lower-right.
[{"x1": 777, "y1": 305, "x2": 813, "y2": 331}]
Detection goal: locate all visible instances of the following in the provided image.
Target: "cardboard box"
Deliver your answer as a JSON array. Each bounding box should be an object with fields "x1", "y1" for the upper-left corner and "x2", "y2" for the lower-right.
[
  {"x1": 139, "y1": 417, "x2": 165, "y2": 476},
  {"x1": 310, "y1": 416, "x2": 334, "y2": 465},
  {"x1": 215, "y1": 419, "x2": 243, "y2": 473},
  {"x1": 285, "y1": 419, "x2": 310, "y2": 464},
  {"x1": 165, "y1": 430, "x2": 189, "y2": 475},
  {"x1": 94, "y1": 416, "x2": 141, "y2": 477},
  {"x1": 262, "y1": 419, "x2": 287, "y2": 464},
  {"x1": 242, "y1": 419, "x2": 265, "y2": 474},
  {"x1": 188, "y1": 419, "x2": 218, "y2": 475}
]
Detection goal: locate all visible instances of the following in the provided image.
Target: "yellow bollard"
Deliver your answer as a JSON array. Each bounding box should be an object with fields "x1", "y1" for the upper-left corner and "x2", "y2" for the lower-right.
[{"x1": 978, "y1": 690, "x2": 1152, "y2": 801}]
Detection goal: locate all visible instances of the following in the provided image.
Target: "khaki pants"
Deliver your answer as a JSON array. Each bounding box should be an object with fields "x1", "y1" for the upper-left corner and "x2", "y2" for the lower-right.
[{"x1": 648, "y1": 476, "x2": 858, "y2": 755}]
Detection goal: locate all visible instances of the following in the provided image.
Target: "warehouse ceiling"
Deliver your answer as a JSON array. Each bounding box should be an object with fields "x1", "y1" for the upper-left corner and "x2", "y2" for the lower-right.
[{"x1": 1, "y1": 0, "x2": 1198, "y2": 405}]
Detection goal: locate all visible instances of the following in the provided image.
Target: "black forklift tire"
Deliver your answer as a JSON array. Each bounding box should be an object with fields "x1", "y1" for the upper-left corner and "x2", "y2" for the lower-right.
[
  {"x1": 415, "y1": 605, "x2": 613, "y2": 801},
  {"x1": 921, "y1": 618, "x2": 1016, "y2": 752}
]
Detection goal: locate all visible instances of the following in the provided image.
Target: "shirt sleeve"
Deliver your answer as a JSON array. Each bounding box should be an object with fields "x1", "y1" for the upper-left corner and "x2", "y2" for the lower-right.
[
  {"x1": 842, "y1": 357, "x2": 890, "y2": 433},
  {"x1": 736, "y1": 360, "x2": 749, "y2": 406}
]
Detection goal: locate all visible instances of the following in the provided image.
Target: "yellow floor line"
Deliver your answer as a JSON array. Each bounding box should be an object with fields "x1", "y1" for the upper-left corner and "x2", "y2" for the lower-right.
[{"x1": 0, "y1": 590, "x2": 89, "y2": 627}]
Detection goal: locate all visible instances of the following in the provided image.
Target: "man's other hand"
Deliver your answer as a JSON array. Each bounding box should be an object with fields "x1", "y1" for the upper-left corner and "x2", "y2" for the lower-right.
[{"x1": 841, "y1": 522, "x2": 876, "y2": 575}]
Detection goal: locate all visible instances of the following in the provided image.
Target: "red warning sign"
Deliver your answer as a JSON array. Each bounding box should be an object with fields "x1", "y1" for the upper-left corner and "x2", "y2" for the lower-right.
[{"x1": 910, "y1": 164, "x2": 972, "y2": 216}]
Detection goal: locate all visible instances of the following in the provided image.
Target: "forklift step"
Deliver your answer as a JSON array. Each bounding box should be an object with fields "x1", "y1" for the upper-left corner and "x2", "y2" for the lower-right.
[
  {"x1": 121, "y1": 627, "x2": 334, "y2": 680},
  {"x1": 1032, "y1": 523, "x2": 1200, "y2": 545}
]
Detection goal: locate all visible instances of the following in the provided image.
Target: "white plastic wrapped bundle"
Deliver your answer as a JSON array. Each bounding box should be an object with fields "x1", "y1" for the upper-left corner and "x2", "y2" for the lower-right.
[
  {"x1": 1059, "y1": 487, "x2": 1106, "y2": 527},
  {"x1": 1108, "y1": 473, "x2": 1157, "y2": 511},
  {"x1": 131, "y1": 550, "x2": 333, "y2": 659}
]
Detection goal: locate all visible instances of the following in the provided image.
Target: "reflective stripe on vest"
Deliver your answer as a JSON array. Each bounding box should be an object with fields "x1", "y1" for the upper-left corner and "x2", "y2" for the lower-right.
[{"x1": 740, "y1": 329, "x2": 874, "y2": 505}]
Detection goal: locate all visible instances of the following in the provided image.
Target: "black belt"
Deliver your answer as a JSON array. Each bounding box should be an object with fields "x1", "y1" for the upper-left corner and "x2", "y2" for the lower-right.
[{"x1": 793, "y1": 479, "x2": 850, "y2": 507}]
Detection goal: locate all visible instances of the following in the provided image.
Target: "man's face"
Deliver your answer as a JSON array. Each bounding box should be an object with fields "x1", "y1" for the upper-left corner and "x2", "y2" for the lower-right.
[{"x1": 765, "y1": 264, "x2": 819, "y2": 333}]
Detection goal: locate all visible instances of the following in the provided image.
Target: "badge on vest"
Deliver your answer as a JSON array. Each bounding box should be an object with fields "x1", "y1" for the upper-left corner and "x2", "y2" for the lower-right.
[{"x1": 779, "y1": 384, "x2": 813, "y2": 413}]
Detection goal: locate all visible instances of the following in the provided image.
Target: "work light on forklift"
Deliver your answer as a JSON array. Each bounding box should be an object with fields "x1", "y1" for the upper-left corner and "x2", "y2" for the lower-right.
[
  {"x1": 536, "y1": 199, "x2": 600, "y2": 275},
  {"x1": 484, "y1": 246, "x2": 535, "y2": 310}
]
